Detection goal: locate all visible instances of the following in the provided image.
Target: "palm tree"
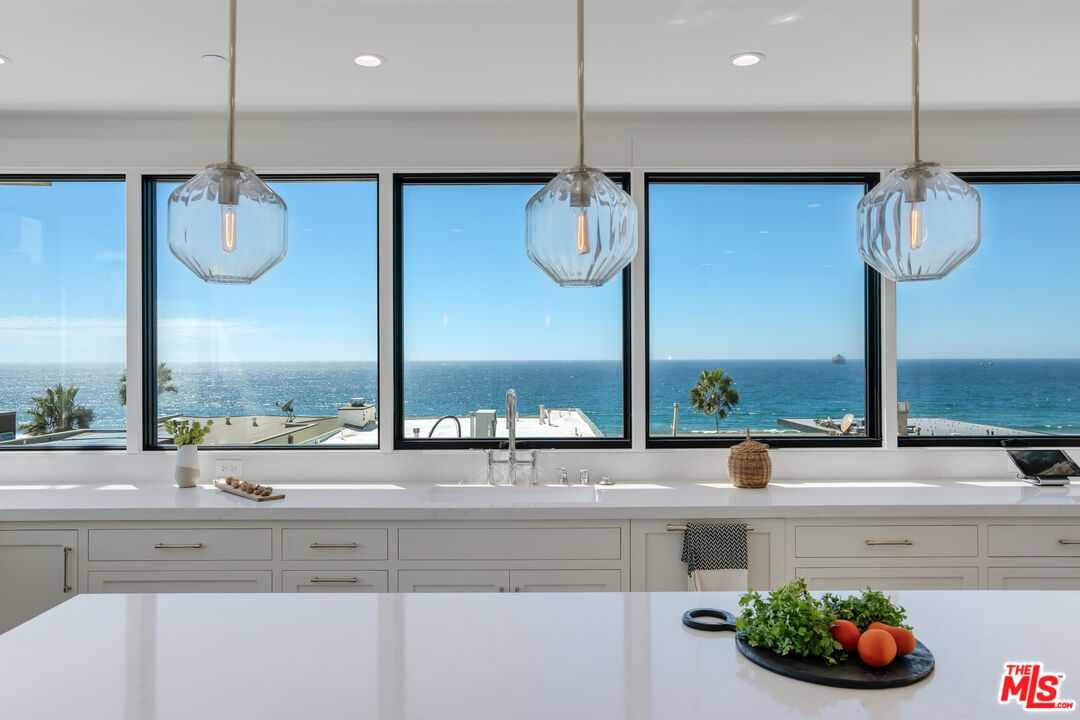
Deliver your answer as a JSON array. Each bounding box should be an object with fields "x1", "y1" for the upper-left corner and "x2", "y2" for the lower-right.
[
  {"x1": 689, "y1": 368, "x2": 740, "y2": 434},
  {"x1": 119, "y1": 362, "x2": 179, "y2": 406},
  {"x1": 19, "y1": 383, "x2": 94, "y2": 436}
]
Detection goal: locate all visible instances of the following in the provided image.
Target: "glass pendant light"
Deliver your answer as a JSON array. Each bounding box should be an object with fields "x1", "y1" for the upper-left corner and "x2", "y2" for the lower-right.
[
  {"x1": 525, "y1": 0, "x2": 638, "y2": 287},
  {"x1": 857, "y1": 0, "x2": 980, "y2": 282},
  {"x1": 167, "y1": 0, "x2": 287, "y2": 284}
]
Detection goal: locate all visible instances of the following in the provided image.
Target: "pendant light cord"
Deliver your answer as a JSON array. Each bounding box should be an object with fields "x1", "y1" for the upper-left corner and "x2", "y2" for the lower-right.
[
  {"x1": 226, "y1": 0, "x2": 238, "y2": 166},
  {"x1": 576, "y1": 0, "x2": 585, "y2": 169},
  {"x1": 911, "y1": 0, "x2": 920, "y2": 163}
]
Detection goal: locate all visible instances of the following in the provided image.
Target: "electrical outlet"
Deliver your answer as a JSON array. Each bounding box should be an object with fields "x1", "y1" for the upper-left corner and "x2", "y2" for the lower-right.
[{"x1": 215, "y1": 460, "x2": 243, "y2": 478}]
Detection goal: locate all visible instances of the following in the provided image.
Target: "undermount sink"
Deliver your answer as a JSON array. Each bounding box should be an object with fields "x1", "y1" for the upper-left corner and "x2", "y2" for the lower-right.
[{"x1": 428, "y1": 484, "x2": 600, "y2": 504}]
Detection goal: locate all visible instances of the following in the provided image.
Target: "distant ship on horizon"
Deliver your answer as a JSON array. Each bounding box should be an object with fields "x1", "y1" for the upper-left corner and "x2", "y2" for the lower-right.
[{"x1": 832, "y1": 353, "x2": 846, "y2": 365}]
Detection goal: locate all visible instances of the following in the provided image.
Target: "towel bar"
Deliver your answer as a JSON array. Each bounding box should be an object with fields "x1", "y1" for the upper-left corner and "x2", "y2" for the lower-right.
[{"x1": 667, "y1": 523, "x2": 753, "y2": 532}]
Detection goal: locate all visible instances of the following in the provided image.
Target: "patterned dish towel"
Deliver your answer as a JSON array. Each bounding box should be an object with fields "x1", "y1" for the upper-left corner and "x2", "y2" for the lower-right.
[{"x1": 680, "y1": 522, "x2": 749, "y2": 591}]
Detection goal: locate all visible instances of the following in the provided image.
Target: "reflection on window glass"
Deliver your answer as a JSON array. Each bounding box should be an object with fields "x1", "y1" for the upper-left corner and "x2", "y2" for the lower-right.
[
  {"x1": 648, "y1": 180, "x2": 869, "y2": 438},
  {"x1": 898, "y1": 181, "x2": 1080, "y2": 438},
  {"x1": 154, "y1": 178, "x2": 378, "y2": 447},
  {"x1": 0, "y1": 179, "x2": 126, "y2": 448},
  {"x1": 400, "y1": 181, "x2": 625, "y2": 441}
]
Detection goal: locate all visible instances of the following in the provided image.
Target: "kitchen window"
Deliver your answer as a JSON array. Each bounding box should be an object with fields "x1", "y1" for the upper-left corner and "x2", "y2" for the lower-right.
[
  {"x1": 645, "y1": 174, "x2": 882, "y2": 448},
  {"x1": 897, "y1": 172, "x2": 1080, "y2": 446},
  {"x1": 145, "y1": 176, "x2": 379, "y2": 449},
  {"x1": 393, "y1": 174, "x2": 632, "y2": 449},
  {"x1": 0, "y1": 176, "x2": 127, "y2": 450}
]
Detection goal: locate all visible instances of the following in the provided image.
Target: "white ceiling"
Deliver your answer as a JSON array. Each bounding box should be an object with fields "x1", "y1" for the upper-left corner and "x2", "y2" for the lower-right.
[{"x1": 1, "y1": 0, "x2": 1078, "y2": 113}]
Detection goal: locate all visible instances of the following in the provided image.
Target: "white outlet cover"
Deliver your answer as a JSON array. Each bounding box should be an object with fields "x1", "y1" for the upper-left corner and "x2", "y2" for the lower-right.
[{"x1": 215, "y1": 460, "x2": 243, "y2": 478}]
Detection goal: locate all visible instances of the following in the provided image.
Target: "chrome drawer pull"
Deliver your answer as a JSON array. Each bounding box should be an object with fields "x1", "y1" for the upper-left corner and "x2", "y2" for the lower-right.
[
  {"x1": 153, "y1": 543, "x2": 203, "y2": 549},
  {"x1": 309, "y1": 542, "x2": 358, "y2": 549},
  {"x1": 1059, "y1": 539, "x2": 1080, "y2": 545},
  {"x1": 310, "y1": 577, "x2": 358, "y2": 584},
  {"x1": 865, "y1": 539, "x2": 913, "y2": 546},
  {"x1": 62, "y1": 546, "x2": 72, "y2": 593}
]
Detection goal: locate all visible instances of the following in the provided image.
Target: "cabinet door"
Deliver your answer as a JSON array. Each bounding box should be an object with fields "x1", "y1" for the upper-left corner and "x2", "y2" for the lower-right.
[
  {"x1": 796, "y1": 566, "x2": 979, "y2": 590},
  {"x1": 509, "y1": 569, "x2": 621, "y2": 593},
  {"x1": 282, "y1": 570, "x2": 388, "y2": 593},
  {"x1": 631, "y1": 520, "x2": 783, "y2": 591},
  {"x1": 0, "y1": 530, "x2": 77, "y2": 634},
  {"x1": 989, "y1": 567, "x2": 1080, "y2": 590},
  {"x1": 88, "y1": 571, "x2": 272, "y2": 593},
  {"x1": 398, "y1": 570, "x2": 509, "y2": 593}
]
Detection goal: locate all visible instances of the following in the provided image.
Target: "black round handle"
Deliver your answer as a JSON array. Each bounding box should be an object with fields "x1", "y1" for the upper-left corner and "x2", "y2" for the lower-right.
[{"x1": 682, "y1": 607, "x2": 737, "y2": 632}]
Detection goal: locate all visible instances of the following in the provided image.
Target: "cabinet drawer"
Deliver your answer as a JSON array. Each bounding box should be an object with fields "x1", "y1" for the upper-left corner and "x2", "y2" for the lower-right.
[
  {"x1": 88, "y1": 570, "x2": 271, "y2": 593},
  {"x1": 795, "y1": 525, "x2": 977, "y2": 558},
  {"x1": 989, "y1": 567, "x2": 1080, "y2": 590},
  {"x1": 282, "y1": 570, "x2": 388, "y2": 593},
  {"x1": 89, "y1": 529, "x2": 271, "y2": 561},
  {"x1": 398, "y1": 527, "x2": 621, "y2": 561},
  {"x1": 796, "y1": 566, "x2": 979, "y2": 590},
  {"x1": 283, "y1": 529, "x2": 388, "y2": 561},
  {"x1": 988, "y1": 525, "x2": 1080, "y2": 557}
]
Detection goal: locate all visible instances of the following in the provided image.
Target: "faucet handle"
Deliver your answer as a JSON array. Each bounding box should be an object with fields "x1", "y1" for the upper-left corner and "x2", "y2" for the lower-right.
[
  {"x1": 558, "y1": 467, "x2": 568, "y2": 486},
  {"x1": 578, "y1": 469, "x2": 590, "y2": 485}
]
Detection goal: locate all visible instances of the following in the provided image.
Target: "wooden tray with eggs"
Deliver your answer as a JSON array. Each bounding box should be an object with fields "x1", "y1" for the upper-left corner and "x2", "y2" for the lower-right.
[{"x1": 213, "y1": 477, "x2": 285, "y2": 502}]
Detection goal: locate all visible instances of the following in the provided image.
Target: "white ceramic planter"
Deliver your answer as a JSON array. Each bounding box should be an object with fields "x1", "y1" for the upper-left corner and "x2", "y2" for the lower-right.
[{"x1": 175, "y1": 445, "x2": 200, "y2": 488}]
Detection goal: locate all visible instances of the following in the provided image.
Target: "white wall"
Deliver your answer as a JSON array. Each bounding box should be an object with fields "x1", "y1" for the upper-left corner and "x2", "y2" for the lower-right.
[{"x1": 0, "y1": 108, "x2": 1075, "y2": 484}]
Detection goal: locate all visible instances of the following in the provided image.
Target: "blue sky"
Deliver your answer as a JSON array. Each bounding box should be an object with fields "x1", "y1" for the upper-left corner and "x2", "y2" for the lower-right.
[
  {"x1": 649, "y1": 182, "x2": 867, "y2": 361},
  {"x1": 897, "y1": 183, "x2": 1080, "y2": 359},
  {"x1": 156, "y1": 179, "x2": 377, "y2": 363},
  {"x1": 402, "y1": 183, "x2": 622, "y2": 362},
  {"x1": 2, "y1": 178, "x2": 1079, "y2": 365}
]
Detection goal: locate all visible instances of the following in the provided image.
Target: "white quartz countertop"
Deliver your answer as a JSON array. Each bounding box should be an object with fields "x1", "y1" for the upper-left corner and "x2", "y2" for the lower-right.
[
  {"x1": 2, "y1": 590, "x2": 1075, "y2": 719},
  {"x1": 2, "y1": 478, "x2": 1080, "y2": 521}
]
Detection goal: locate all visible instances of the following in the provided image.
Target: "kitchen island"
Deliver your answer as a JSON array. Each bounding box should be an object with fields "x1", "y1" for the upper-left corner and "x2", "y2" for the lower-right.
[{"x1": 0, "y1": 590, "x2": 1073, "y2": 719}]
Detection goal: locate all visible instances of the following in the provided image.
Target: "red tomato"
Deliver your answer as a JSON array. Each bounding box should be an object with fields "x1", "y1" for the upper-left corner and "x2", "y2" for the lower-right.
[{"x1": 829, "y1": 619, "x2": 861, "y2": 652}]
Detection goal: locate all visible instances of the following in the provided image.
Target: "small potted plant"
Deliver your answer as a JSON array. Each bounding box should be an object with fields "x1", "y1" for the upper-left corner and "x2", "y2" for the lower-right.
[{"x1": 164, "y1": 419, "x2": 214, "y2": 488}]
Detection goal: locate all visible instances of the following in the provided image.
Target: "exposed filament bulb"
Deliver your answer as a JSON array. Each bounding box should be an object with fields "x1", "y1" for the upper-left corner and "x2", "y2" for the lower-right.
[
  {"x1": 909, "y1": 203, "x2": 926, "y2": 250},
  {"x1": 576, "y1": 209, "x2": 589, "y2": 255},
  {"x1": 221, "y1": 205, "x2": 237, "y2": 253}
]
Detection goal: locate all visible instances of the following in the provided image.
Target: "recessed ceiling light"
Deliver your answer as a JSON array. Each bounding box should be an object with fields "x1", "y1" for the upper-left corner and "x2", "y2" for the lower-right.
[
  {"x1": 202, "y1": 54, "x2": 228, "y2": 65},
  {"x1": 0, "y1": 55, "x2": 10, "y2": 65},
  {"x1": 769, "y1": 12, "x2": 804, "y2": 25},
  {"x1": 353, "y1": 54, "x2": 385, "y2": 68},
  {"x1": 730, "y1": 52, "x2": 765, "y2": 68}
]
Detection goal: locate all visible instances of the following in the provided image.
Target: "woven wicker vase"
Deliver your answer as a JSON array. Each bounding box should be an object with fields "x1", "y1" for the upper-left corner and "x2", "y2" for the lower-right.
[{"x1": 727, "y1": 428, "x2": 771, "y2": 488}]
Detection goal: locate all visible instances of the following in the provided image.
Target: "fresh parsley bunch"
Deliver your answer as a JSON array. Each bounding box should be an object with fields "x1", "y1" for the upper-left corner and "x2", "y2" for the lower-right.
[
  {"x1": 821, "y1": 588, "x2": 909, "y2": 631},
  {"x1": 736, "y1": 577, "x2": 845, "y2": 665}
]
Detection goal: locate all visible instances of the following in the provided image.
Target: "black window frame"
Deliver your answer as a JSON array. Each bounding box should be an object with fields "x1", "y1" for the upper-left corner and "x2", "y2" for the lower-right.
[
  {"x1": 142, "y1": 173, "x2": 381, "y2": 451},
  {"x1": 643, "y1": 172, "x2": 883, "y2": 449},
  {"x1": 393, "y1": 172, "x2": 633, "y2": 450},
  {"x1": 0, "y1": 173, "x2": 128, "y2": 452},
  {"x1": 898, "y1": 170, "x2": 1080, "y2": 448}
]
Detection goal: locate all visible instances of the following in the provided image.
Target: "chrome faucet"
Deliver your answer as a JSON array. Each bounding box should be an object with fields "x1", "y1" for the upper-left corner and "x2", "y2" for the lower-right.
[
  {"x1": 507, "y1": 388, "x2": 517, "y2": 477},
  {"x1": 486, "y1": 388, "x2": 538, "y2": 485}
]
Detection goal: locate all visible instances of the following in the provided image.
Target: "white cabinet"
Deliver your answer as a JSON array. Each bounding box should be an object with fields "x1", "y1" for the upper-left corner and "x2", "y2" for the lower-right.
[
  {"x1": 629, "y1": 520, "x2": 784, "y2": 591},
  {"x1": 989, "y1": 567, "x2": 1080, "y2": 590},
  {"x1": 282, "y1": 570, "x2": 388, "y2": 593},
  {"x1": 796, "y1": 566, "x2": 979, "y2": 590},
  {"x1": 0, "y1": 530, "x2": 76, "y2": 634},
  {"x1": 398, "y1": 569, "x2": 621, "y2": 593},
  {"x1": 398, "y1": 527, "x2": 621, "y2": 561},
  {"x1": 399, "y1": 570, "x2": 509, "y2": 593},
  {"x1": 88, "y1": 571, "x2": 272, "y2": 593},
  {"x1": 509, "y1": 569, "x2": 621, "y2": 592},
  {"x1": 988, "y1": 525, "x2": 1080, "y2": 557},
  {"x1": 795, "y1": 525, "x2": 978, "y2": 558}
]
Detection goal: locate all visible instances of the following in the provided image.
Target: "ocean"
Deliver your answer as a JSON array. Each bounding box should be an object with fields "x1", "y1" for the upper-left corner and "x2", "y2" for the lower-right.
[{"x1": 1, "y1": 359, "x2": 1079, "y2": 437}]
